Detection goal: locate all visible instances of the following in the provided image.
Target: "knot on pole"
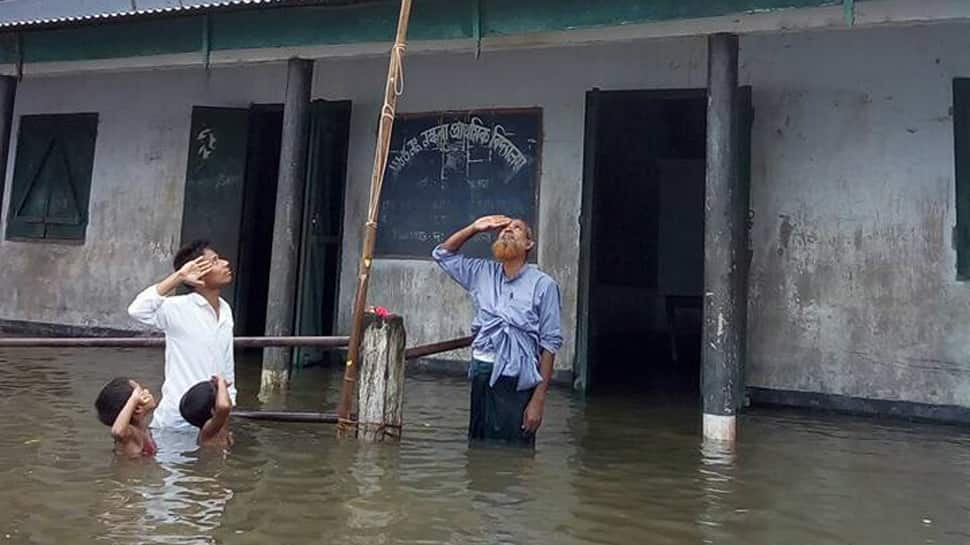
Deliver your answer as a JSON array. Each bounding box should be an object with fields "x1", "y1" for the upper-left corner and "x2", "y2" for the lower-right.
[{"x1": 391, "y1": 43, "x2": 407, "y2": 96}]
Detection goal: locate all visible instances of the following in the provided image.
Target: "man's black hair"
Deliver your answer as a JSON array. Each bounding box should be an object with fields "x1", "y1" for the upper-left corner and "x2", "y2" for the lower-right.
[
  {"x1": 179, "y1": 380, "x2": 216, "y2": 428},
  {"x1": 172, "y1": 239, "x2": 212, "y2": 291},
  {"x1": 173, "y1": 239, "x2": 212, "y2": 273},
  {"x1": 95, "y1": 377, "x2": 135, "y2": 426}
]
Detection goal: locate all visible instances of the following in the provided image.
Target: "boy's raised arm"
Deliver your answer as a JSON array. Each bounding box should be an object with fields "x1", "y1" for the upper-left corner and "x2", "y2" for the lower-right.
[
  {"x1": 110, "y1": 385, "x2": 143, "y2": 441},
  {"x1": 128, "y1": 256, "x2": 213, "y2": 328},
  {"x1": 200, "y1": 376, "x2": 232, "y2": 442}
]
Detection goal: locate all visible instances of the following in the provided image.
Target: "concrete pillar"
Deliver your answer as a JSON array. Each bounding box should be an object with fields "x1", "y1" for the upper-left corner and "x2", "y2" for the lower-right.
[
  {"x1": 702, "y1": 34, "x2": 742, "y2": 443},
  {"x1": 261, "y1": 58, "x2": 313, "y2": 396},
  {"x1": 0, "y1": 76, "x2": 17, "y2": 180}
]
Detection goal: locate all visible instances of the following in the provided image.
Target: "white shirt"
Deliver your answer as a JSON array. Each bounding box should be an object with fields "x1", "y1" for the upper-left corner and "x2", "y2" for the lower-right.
[
  {"x1": 471, "y1": 348, "x2": 496, "y2": 364},
  {"x1": 128, "y1": 285, "x2": 237, "y2": 429}
]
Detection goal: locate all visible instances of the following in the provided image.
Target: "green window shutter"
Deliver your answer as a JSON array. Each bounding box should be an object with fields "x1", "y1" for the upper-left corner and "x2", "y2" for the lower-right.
[
  {"x1": 44, "y1": 114, "x2": 98, "y2": 240},
  {"x1": 6, "y1": 117, "x2": 55, "y2": 239},
  {"x1": 955, "y1": 79, "x2": 970, "y2": 279},
  {"x1": 6, "y1": 113, "x2": 98, "y2": 241}
]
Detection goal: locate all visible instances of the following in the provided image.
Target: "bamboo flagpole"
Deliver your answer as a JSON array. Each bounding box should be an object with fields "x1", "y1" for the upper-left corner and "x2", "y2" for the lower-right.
[{"x1": 336, "y1": 0, "x2": 414, "y2": 435}]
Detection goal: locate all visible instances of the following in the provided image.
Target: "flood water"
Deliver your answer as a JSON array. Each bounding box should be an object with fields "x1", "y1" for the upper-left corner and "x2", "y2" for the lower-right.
[{"x1": 1, "y1": 347, "x2": 969, "y2": 545}]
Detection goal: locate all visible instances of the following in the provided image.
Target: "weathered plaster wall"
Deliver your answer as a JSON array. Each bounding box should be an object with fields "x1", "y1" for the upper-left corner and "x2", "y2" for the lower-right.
[
  {"x1": 317, "y1": 38, "x2": 709, "y2": 377},
  {"x1": 3, "y1": 20, "x2": 970, "y2": 409},
  {"x1": 0, "y1": 63, "x2": 288, "y2": 330},
  {"x1": 744, "y1": 23, "x2": 970, "y2": 407}
]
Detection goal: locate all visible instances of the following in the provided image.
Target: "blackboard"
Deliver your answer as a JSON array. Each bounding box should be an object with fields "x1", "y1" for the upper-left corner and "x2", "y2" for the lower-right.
[{"x1": 375, "y1": 108, "x2": 542, "y2": 259}]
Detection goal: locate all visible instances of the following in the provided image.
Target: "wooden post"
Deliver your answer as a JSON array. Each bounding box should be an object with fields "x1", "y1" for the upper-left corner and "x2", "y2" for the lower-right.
[
  {"x1": 262, "y1": 58, "x2": 314, "y2": 398},
  {"x1": 702, "y1": 33, "x2": 742, "y2": 443},
  {"x1": 355, "y1": 313, "x2": 407, "y2": 441}
]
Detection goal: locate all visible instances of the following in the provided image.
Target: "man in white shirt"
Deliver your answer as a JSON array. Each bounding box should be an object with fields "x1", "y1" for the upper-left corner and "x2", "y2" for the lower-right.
[{"x1": 128, "y1": 239, "x2": 237, "y2": 430}]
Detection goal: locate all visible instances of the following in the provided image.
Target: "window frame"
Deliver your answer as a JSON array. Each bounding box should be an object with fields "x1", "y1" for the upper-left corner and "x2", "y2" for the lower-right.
[{"x1": 4, "y1": 112, "x2": 99, "y2": 243}]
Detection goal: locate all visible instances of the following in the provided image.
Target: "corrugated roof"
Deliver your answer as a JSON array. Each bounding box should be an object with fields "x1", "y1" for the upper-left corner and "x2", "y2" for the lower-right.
[{"x1": 0, "y1": 0, "x2": 356, "y2": 29}]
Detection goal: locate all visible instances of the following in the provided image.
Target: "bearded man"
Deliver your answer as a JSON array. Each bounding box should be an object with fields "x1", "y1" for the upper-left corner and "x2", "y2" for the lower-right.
[{"x1": 432, "y1": 215, "x2": 563, "y2": 447}]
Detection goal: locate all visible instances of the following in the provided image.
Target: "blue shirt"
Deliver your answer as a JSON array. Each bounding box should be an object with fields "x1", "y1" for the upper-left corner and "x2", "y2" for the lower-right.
[{"x1": 432, "y1": 245, "x2": 563, "y2": 391}]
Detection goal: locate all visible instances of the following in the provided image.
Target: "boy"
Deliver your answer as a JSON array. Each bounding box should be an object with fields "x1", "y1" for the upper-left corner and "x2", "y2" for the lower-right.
[
  {"x1": 179, "y1": 375, "x2": 233, "y2": 448},
  {"x1": 95, "y1": 378, "x2": 158, "y2": 457},
  {"x1": 128, "y1": 239, "x2": 237, "y2": 429}
]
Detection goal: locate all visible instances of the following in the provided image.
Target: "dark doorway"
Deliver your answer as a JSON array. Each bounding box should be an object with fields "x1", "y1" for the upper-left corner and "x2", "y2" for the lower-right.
[
  {"x1": 179, "y1": 105, "x2": 283, "y2": 337},
  {"x1": 180, "y1": 100, "x2": 352, "y2": 354},
  {"x1": 578, "y1": 89, "x2": 707, "y2": 398},
  {"x1": 182, "y1": 106, "x2": 283, "y2": 335},
  {"x1": 235, "y1": 105, "x2": 283, "y2": 337}
]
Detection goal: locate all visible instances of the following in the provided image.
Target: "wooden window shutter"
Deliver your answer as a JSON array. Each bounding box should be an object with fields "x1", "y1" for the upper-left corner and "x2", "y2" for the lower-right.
[
  {"x1": 954, "y1": 79, "x2": 970, "y2": 279},
  {"x1": 6, "y1": 113, "x2": 98, "y2": 241}
]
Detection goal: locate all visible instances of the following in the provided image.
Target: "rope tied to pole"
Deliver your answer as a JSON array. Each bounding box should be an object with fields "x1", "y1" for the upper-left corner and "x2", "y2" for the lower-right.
[
  {"x1": 336, "y1": 416, "x2": 404, "y2": 438},
  {"x1": 368, "y1": 44, "x2": 408, "y2": 222},
  {"x1": 336, "y1": 0, "x2": 415, "y2": 434},
  {"x1": 391, "y1": 43, "x2": 407, "y2": 96}
]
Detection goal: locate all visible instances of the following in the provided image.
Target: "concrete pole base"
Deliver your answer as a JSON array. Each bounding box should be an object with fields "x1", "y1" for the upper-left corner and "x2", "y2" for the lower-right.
[
  {"x1": 258, "y1": 367, "x2": 289, "y2": 402},
  {"x1": 703, "y1": 413, "x2": 737, "y2": 443}
]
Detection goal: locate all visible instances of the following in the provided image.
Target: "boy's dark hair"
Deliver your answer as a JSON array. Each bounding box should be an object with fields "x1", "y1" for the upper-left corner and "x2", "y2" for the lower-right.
[
  {"x1": 179, "y1": 380, "x2": 216, "y2": 428},
  {"x1": 173, "y1": 239, "x2": 211, "y2": 273},
  {"x1": 95, "y1": 377, "x2": 135, "y2": 426}
]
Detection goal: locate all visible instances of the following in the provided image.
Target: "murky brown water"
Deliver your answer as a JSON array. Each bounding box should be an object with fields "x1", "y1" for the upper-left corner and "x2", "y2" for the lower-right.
[{"x1": 1, "y1": 347, "x2": 969, "y2": 545}]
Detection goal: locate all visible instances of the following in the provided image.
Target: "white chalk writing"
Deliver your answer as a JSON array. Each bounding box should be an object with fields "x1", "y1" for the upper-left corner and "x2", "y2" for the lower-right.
[
  {"x1": 196, "y1": 128, "x2": 217, "y2": 160},
  {"x1": 387, "y1": 116, "x2": 530, "y2": 176}
]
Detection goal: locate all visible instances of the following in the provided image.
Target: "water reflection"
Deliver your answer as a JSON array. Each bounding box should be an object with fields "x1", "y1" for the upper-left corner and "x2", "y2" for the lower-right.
[
  {"x1": 94, "y1": 431, "x2": 235, "y2": 545},
  {"x1": 696, "y1": 440, "x2": 737, "y2": 545}
]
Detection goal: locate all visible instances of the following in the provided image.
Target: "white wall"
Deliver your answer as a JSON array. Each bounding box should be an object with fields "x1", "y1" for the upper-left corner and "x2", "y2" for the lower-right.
[
  {"x1": 0, "y1": 63, "x2": 288, "y2": 329},
  {"x1": 744, "y1": 23, "x2": 970, "y2": 407}
]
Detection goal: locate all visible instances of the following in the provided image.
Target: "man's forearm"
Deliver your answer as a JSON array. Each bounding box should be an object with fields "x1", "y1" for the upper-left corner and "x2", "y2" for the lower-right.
[
  {"x1": 533, "y1": 350, "x2": 556, "y2": 401},
  {"x1": 155, "y1": 270, "x2": 184, "y2": 295},
  {"x1": 440, "y1": 223, "x2": 479, "y2": 253}
]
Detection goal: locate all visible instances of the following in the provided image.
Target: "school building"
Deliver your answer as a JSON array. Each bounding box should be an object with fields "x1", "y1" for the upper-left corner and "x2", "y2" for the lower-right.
[{"x1": 2, "y1": 0, "x2": 970, "y2": 431}]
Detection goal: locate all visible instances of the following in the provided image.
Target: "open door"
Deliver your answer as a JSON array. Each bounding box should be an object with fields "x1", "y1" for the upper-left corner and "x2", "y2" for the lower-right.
[
  {"x1": 293, "y1": 100, "x2": 353, "y2": 368},
  {"x1": 180, "y1": 107, "x2": 250, "y2": 309},
  {"x1": 575, "y1": 89, "x2": 601, "y2": 393},
  {"x1": 235, "y1": 105, "x2": 283, "y2": 337}
]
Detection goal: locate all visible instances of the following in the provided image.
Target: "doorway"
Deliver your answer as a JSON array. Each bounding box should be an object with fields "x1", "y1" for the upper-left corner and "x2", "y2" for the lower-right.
[
  {"x1": 293, "y1": 100, "x2": 352, "y2": 368},
  {"x1": 236, "y1": 105, "x2": 283, "y2": 337},
  {"x1": 179, "y1": 105, "x2": 282, "y2": 337},
  {"x1": 179, "y1": 101, "x2": 351, "y2": 356},
  {"x1": 577, "y1": 88, "x2": 752, "y2": 399},
  {"x1": 581, "y1": 89, "x2": 706, "y2": 397}
]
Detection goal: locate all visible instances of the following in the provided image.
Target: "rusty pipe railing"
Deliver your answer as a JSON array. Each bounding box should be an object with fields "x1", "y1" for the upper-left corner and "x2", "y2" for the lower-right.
[
  {"x1": 0, "y1": 335, "x2": 474, "y2": 356},
  {"x1": 0, "y1": 335, "x2": 351, "y2": 348},
  {"x1": 404, "y1": 335, "x2": 473, "y2": 361},
  {"x1": 0, "y1": 333, "x2": 472, "y2": 426},
  {"x1": 233, "y1": 410, "x2": 338, "y2": 423},
  {"x1": 234, "y1": 335, "x2": 473, "y2": 424}
]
